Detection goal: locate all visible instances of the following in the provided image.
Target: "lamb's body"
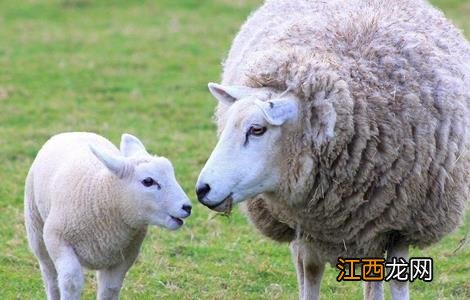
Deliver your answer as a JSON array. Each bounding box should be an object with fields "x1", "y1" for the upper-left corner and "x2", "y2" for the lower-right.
[
  {"x1": 25, "y1": 133, "x2": 146, "y2": 270},
  {"x1": 219, "y1": 0, "x2": 470, "y2": 263}
]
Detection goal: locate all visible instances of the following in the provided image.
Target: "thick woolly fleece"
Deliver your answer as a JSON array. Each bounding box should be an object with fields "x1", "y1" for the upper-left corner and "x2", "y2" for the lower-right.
[
  {"x1": 217, "y1": 0, "x2": 470, "y2": 263},
  {"x1": 25, "y1": 133, "x2": 147, "y2": 269}
]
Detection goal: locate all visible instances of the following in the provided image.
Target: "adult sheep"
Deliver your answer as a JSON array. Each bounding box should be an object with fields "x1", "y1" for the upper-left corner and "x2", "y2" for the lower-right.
[
  {"x1": 196, "y1": 0, "x2": 470, "y2": 299},
  {"x1": 25, "y1": 132, "x2": 192, "y2": 300}
]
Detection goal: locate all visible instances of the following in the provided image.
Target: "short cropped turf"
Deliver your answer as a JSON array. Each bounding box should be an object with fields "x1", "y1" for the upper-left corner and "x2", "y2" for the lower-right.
[{"x1": 0, "y1": 0, "x2": 468, "y2": 299}]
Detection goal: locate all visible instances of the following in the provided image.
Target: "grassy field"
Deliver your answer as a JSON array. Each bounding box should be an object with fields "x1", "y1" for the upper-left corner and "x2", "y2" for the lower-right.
[{"x1": 0, "y1": 0, "x2": 469, "y2": 299}]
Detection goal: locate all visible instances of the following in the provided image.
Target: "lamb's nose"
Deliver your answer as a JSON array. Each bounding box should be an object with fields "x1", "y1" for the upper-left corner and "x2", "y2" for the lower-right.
[
  {"x1": 196, "y1": 183, "x2": 211, "y2": 201},
  {"x1": 182, "y1": 204, "x2": 192, "y2": 215}
]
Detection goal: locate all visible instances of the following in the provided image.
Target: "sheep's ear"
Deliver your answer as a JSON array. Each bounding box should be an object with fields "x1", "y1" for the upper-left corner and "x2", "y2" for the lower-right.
[
  {"x1": 89, "y1": 144, "x2": 127, "y2": 177},
  {"x1": 208, "y1": 82, "x2": 258, "y2": 105},
  {"x1": 255, "y1": 98, "x2": 299, "y2": 126},
  {"x1": 120, "y1": 133, "x2": 148, "y2": 157}
]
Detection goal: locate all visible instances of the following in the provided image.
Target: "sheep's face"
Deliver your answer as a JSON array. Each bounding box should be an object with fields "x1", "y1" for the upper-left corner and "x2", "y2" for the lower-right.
[
  {"x1": 90, "y1": 134, "x2": 192, "y2": 230},
  {"x1": 196, "y1": 83, "x2": 299, "y2": 212}
]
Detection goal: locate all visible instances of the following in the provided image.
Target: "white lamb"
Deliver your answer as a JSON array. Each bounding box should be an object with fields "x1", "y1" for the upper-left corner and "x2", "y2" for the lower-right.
[{"x1": 24, "y1": 132, "x2": 192, "y2": 300}]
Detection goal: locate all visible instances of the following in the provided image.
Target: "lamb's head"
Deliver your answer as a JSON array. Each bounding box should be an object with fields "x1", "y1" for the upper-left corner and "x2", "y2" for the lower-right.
[
  {"x1": 90, "y1": 134, "x2": 192, "y2": 230},
  {"x1": 196, "y1": 83, "x2": 300, "y2": 212}
]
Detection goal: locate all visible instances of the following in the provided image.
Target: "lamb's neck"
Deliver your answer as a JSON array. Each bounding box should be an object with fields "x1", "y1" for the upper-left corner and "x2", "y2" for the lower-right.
[{"x1": 94, "y1": 172, "x2": 145, "y2": 231}]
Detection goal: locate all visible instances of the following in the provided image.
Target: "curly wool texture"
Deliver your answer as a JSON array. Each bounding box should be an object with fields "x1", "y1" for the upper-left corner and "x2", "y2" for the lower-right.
[{"x1": 220, "y1": 0, "x2": 470, "y2": 263}]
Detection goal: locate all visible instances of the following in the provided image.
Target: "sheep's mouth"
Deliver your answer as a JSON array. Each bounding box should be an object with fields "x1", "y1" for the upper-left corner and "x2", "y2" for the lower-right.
[
  {"x1": 208, "y1": 194, "x2": 233, "y2": 215},
  {"x1": 170, "y1": 216, "x2": 183, "y2": 226}
]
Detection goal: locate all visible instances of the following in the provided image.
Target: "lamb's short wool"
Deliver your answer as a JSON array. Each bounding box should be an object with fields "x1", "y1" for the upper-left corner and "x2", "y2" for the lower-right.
[
  {"x1": 196, "y1": 0, "x2": 470, "y2": 299},
  {"x1": 25, "y1": 132, "x2": 192, "y2": 300}
]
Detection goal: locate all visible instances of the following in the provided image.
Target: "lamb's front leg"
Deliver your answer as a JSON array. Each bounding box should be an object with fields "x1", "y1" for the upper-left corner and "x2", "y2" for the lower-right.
[
  {"x1": 387, "y1": 242, "x2": 409, "y2": 300},
  {"x1": 97, "y1": 263, "x2": 130, "y2": 300},
  {"x1": 97, "y1": 229, "x2": 146, "y2": 300}
]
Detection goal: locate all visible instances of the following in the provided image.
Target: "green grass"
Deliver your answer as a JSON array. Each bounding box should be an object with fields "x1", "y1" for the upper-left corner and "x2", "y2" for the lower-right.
[{"x1": 0, "y1": 0, "x2": 468, "y2": 299}]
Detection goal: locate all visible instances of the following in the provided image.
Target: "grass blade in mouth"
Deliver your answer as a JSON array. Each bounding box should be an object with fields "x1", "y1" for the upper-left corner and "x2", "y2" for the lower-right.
[{"x1": 210, "y1": 196, "x2": 233, "y2": 217}]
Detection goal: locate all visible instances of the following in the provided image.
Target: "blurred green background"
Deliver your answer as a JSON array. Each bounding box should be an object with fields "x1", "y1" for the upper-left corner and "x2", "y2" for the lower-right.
[{"x1": 0, "y1": 0, "x2": 468, "y2": 299}]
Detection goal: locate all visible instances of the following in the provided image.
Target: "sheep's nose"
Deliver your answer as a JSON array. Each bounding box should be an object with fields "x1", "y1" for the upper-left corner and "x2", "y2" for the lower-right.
[
  {"x1": 196, "y1": 183, "x2": 211, "y2": 201},
  {"x1": 182, "y1": 204, "x2": 192, "y2": 215}
]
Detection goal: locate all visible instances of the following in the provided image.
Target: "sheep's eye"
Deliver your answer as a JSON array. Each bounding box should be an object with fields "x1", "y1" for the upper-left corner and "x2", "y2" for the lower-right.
[
  {"x1": 249, "y1": 126, "x2": 267, "y2": 136},
  {"x1": 141, "y1": 177, "x2": 155, "y2": 187}
]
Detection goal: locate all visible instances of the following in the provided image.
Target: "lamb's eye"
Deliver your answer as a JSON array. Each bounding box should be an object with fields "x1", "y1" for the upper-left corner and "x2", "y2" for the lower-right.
[
  {"x1": 249, "y1": 126, "x2": 267, "y2": 136},
  {"x1": 141, "y1": 177, "x2": 155, "y2": 187}
]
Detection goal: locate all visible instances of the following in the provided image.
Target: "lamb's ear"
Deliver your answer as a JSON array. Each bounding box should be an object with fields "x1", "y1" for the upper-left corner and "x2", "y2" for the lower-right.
[
  {"x1": 208, "y1": 82, "x2": 258, "y2": 105},
  {"x1": 120, "y1": 133, "x2": 148, "y2": 157},
  {"x1": 255, "y1": 98, "x2": 299, "y2": 126},
  {"x1": 89, "y1": 144, "x2": 127, "y2": 177}
]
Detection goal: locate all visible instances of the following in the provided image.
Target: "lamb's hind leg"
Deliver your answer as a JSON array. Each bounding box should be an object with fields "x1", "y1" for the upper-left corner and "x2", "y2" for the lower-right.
[
  {"x1": 26, "y1": 229, "x2": 60, "y2": 299},
  {"x1": 33, "y1": 238, "x2": 60, "y2": 300},
  {"x1": 387, "y1": 242, "x2": 409, "y2": 300},
  {"x1": 43, "y1": 227, "x2": 84, "y2": 300},
  {"x1": 25, "y1": 196, "x2": 60, "y2": 299}
]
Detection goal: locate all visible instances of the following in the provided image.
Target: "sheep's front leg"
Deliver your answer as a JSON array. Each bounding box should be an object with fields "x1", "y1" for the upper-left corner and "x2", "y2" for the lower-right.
[
  {"x1": 387, "y1": 242, "x2": 409, "y2": 300},
  {"x1": 44, "y1": 232, "x2": 84, "y2": 300},
  {"x1": 291, "y1": 241, "x2": 324, "y2": 300},
  {"x1": 290, "y1": 241, "x2": 305, "y2": 299},
  {"x1": 363, "y1": 281, "x2": 384, "y2": 300},
  {"x1": 97, "y1": 229, "x2": 146, "y2": 300},
  {"x1": 303, "y1": 260, "x2": 325, "y2": 300}
]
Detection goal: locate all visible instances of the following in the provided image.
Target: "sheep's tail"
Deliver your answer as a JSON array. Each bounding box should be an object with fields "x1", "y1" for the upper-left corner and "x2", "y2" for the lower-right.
[{"x1": 241, "y1": 196, "x2": 295, "y2": 243}]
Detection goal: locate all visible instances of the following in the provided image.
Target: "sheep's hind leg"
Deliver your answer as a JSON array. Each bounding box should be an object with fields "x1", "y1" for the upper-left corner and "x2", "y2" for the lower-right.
[
  {"x1": 44, "y1": 230, "x2": 84, "y2": 300},
  {"x1": 387, "y1": 242, "x2": 409, "y2": 300},
  {"x1": 97, "y1": 229, "x2": 146, "y2": 300},
  {"x1": 363, "y1": 281, "x2": 384, "y2": 300}
]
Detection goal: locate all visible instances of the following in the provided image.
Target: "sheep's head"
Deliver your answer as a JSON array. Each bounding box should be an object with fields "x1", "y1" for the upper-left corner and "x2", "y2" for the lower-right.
[
  {"x1": 90, "y1": 134, "x2": 192, "y2": 230},
  {"x1": 196, "y1": 83, "x2": 300, "y2": 213}
]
